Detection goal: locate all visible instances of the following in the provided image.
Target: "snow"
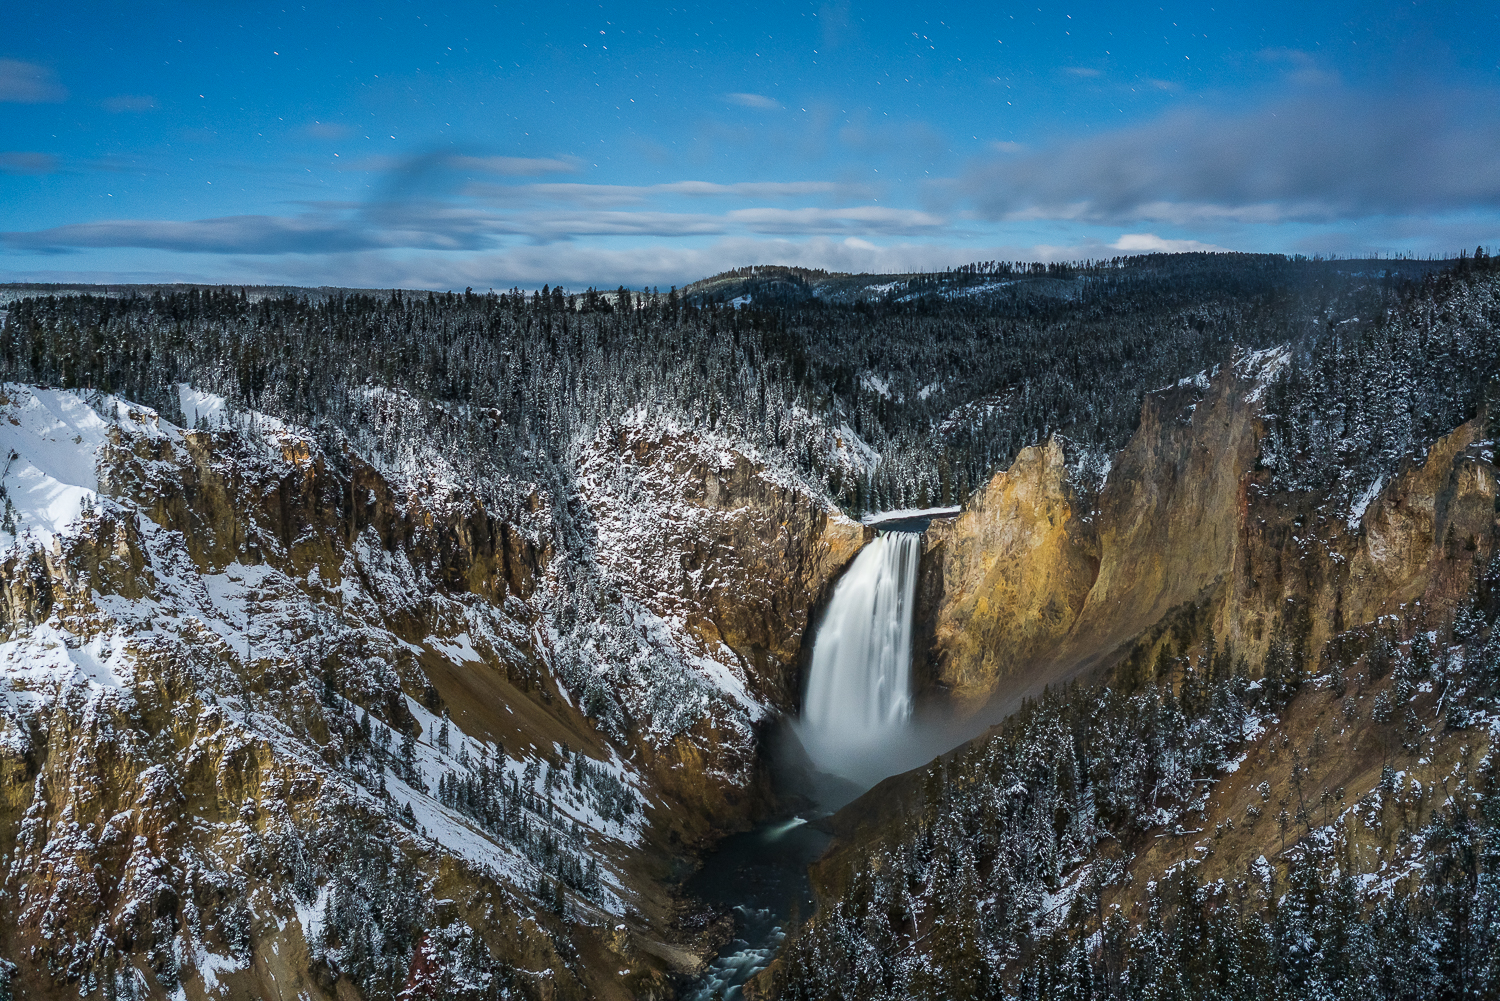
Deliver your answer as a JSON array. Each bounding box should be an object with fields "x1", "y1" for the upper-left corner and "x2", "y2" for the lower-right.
[
  {"x1": 860, "y1": 372, "x2": 892, "y2": 399},
  {"x1": 1238, "y1": 343, "x2": 1292, "y2": 403},
  {"x1": 0, "y1": 384, "x2": 117, "y2": 552},
  {"x1": 1173, "y1": 369, "x2": 1212, "y2": 391},
  {"x1": 1347, "y1": 476, "x2": 1384, "y2": 531},
  {"x1": 832, "y1": 424, "x2": 880, "y2": 472},
  {"x1": 429, "y1": 632, "x2": 483, "y2": 664},
  {"x1": 1034, "y1": 866, "x2": 1090, "y2": 929},
  {"x1": 191, "y1": 943, "x2": 247, "y2": 995},
  {"x1": 177, "y1": 385, "x2": 231, "y2": 428},
  {"x1": 360, "y1": 691, "x2": 646, "y2": 910},
  {"x1": 937, "y1": 390, "x2": 1015, "y2": 440},
  {"x1": 862, "y1": 505, "x2": 962, "y2": 526},
  {"x1": 294, "y1": 885, "x2": 331, "y2": 947},
  {"x1": 0, "y1": 622, "x2": 133, "y2": 693},
  {"x1": 0, "y1": 382, "x2": 661, "y2": 934},
  {"x1": 570, "y1": 407, "x2": 832, "y2": 736}
]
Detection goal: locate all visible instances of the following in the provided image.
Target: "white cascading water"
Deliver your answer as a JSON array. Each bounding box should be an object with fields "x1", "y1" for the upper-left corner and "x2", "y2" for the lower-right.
[{"x1": 797, "y1": 531, "x2": 922, "y2": 784}]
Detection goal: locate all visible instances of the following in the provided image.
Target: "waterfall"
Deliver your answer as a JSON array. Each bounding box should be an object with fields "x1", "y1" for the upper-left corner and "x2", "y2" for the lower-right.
[
  {"x1": 797, "y1": 531, "x2": 922, "y2": 783},
  {"x1": 683, "y1": 532, "x2": 924, "y2": 999}
]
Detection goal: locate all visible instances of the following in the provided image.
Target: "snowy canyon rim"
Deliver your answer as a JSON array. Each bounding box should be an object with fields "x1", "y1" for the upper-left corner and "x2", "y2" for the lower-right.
[{"x1": 0, "y1": 253, "x2": 1497, "y2": 1000}]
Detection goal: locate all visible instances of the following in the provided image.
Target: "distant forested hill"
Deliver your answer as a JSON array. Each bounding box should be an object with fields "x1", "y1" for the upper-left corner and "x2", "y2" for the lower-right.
[{"x1": 0, "y1": 252, "x2": 1477, "y2": 521}]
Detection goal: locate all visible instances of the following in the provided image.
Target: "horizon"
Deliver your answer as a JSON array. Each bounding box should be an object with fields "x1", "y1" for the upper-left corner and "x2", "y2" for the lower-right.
[
  {"x1": 0, "y1": 248, "x2": 1478, "y2": 300},
  {"x1": 3, "y1": 2, "x2": 1497, "y2": 290}
]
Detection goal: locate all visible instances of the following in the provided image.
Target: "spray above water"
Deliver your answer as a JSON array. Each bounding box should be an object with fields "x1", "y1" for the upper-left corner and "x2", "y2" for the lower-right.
[{"x1": 797, "y1": 531, "x2": 922, "y2": 787}]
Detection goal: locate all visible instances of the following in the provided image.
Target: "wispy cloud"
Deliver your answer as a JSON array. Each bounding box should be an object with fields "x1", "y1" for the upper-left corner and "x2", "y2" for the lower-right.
[
  {"x1": 0, "y1": 201, "x2": 943, "y2": 254},
  {"x1": 727, "y1": 206, "x2": 946, "y2": 235},
  {"x1": 838, "y1": 116, "x2": 947, "y2": 159},
  {"x1": 725, "y1": 92, "x2": 781, "y2": 110},
  {"x1": 445, "y1": 155, "x2": 582, "y2": 176},
  {"x1": 346, "y1": 153, "x2": 581, "y2": 176},
  {"x1": 0, "y1": 152, "x2": 57, "y2": 175},
  {"x1": 1111, "y1": 233, "x2": 1231, "y2": 253},
  {"x1": 0, "y1": 142, "x2": 921, "y2": 258},
  {"x1": 305, "y1": 120, "x2": 351, "y2": 139},
  {"x1": 665, "y1": 180, "x2": 868, "y2": 199},
  {"x1": 1256, "y1": 48, "x2": 1338, "y2": 87},
  {"x1": 955, "y1": 87, "x2": 1500, "y2": 224},
  {"x1": 468, "y1": 179, "x2": 877, "y2": 208},
  {"x1": 488, "y1": 211, "x2": 726, "y2": 239},
  {"x1": 1, "y1": 215, "x2": 390, "y2": 255},
  {"x1": 0, "y1": 59, "x2": 66, "y2": 103},
  {"x1": 102, "y1": 94, "x2": 155, "y2": 113}
]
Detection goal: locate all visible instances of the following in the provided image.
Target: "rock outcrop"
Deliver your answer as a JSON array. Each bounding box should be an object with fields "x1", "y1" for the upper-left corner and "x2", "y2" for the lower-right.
[
  {"x1": 579, "y1": 421, "x2": 868, "y2": 711},
  {"x1": 921, "y1": 438, "x2": 1096, "y2": 700},
  {"x1": 0, "y1": 386, "x2": 861, "y2": 1000},
  {"x1": 921, "y1": 353, "x2": 1496, "y2": 706}
]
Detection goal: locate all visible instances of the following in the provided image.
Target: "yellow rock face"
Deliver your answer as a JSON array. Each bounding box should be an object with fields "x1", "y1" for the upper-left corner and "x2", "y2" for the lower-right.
[
  {"x1": 924, "y1": 359, "x2": 1498, "y2": 705},
  {"x1": 924, "y1": 438, "x2": 1097, "y2": 701}
]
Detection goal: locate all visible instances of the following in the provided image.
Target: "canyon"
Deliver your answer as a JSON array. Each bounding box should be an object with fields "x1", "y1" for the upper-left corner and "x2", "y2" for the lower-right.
[{"x1": 0, "y1": 258, "x2": 1496, "y2": 999}]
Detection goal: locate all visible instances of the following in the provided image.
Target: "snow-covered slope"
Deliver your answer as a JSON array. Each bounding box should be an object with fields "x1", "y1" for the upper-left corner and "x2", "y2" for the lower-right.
[{"x1": 0, "y1": 383, "x2": 857, "y2": 1000}]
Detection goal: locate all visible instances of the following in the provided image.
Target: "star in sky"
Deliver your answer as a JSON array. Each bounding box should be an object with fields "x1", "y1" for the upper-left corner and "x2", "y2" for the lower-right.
[{"x1": 1, "y1": 1, "x2": 1496, "y2": 288}]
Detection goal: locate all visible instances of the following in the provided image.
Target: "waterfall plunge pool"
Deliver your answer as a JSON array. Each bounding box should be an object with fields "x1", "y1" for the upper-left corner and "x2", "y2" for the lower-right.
[{"x1": 682, "y1": 813, "x2": 830, "y2": 1001}]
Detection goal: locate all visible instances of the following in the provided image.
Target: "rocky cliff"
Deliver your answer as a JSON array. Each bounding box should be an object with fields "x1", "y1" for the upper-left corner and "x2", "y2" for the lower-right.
[
  {"x1": 0, "y1": 385, "x2": 861, "y2": 1000},
  {"x1": 919, "y1": 438, "x2": 1096, "y2": 701},
  {"x1": 754, "y1": 340, "x2": 1500, "y2": 1000},
  {"x1": 922, "y1": 347, "x2": 1491, "y2": 707}
]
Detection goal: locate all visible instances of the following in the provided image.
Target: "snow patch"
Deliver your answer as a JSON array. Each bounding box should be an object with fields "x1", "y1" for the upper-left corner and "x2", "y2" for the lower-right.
[
  {"x1": 191, "y1": 943, "x2": 247, "y2": 995},
  {"x1": 177, "y1": 385, "x2": 232, "y2": 428},
  {"x1": 0, "y1": 622, "x2": 133, "y2": 692},
  {"x1": 1238, "y1": 344, "x2": 1292, "y2": 403},
  {"x1": 429, "y1": 632, "x2": 483, "y2": 664},
  {"x1": 0, "y1": 384, "x2": 118, "y2": 552},
  {"x1": 1348, "y1": 477, "x2": 1384, "y2": 531},
  {"x1": 860, "y1": 372, "x2": 892, "y2": 399},
  {"x1": 832, "y1": 424, "x2": 879, "y2": 472}
]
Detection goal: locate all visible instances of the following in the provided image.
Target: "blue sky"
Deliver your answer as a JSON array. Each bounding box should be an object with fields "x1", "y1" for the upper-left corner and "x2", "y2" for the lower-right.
[{"x1": 2, "y1": 1, "x2": 1497, "y2": 289}]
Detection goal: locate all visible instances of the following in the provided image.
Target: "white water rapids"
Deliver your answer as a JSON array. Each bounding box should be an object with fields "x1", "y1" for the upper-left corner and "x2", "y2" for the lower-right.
[{"x1": 796, "y1": 530, "x2": 922, "y2": 785}]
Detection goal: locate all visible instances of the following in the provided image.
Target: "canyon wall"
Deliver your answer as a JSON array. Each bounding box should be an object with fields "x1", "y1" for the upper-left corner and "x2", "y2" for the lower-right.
[
  {"x1": 922, "y1": 355, "x2": 1496, "y2": 705},
  {"x1": 753, "y1": 348, "x2": 1500, "y2": 1001},
  {"x1": 0, "y1": 387, "x2": 861, "y2": 1001}
]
